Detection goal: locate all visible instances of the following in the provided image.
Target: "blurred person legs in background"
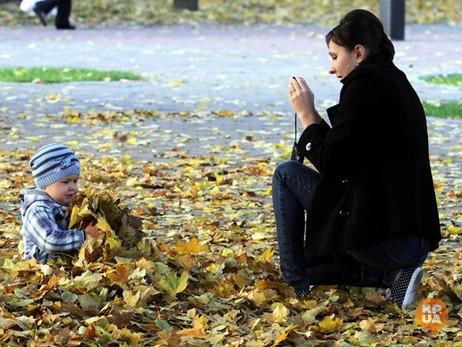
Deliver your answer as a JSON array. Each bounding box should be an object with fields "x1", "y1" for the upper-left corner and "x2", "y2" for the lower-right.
[{"x1": 33, "y1": 0, "x2": 75, "y2": 30}]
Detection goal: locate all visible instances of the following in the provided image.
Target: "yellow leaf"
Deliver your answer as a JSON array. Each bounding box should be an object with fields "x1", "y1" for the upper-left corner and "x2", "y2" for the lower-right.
[
  {"x1": 248, "y1": 289, "x2": 277, "y2": 305},
  {"x1": 271, "y1": 303, "x2": 289, "y2": 323},
  {"x1": 68, "y1": 205, "x2": 81, "y2": 229},
  {"x1": 176, "y1": 315, "x2": 207, "y2": 337},
  {"x1": 447, "y1": 225, "x2": 462, "y2": 235},
  {"x1": 251, "y1": 232, "x2": 270, "y2": 241},
  {"x1": 221, "y1": 248, "x2": 234, "y2": 257},
  {"x1": 126, "y1": 137, "x2": 137, "y2": 145},
  {"x1": 136, "y1": 258, "x2": 156, "y2": 274},
  {"x1": 123, "y1": 290, "x2": 140, "y2": 308},
  {"x1": 167, "y1": 79, "x2": 186, "y2": 88},
  {"x1": 176, "y1": 255, "x2": 196, "y2": 269},
  {"x1": 248, "y1": 290, "x2": 267, "y2": 305},
  {"x1": 46, "y1": 93, "x2": 61, "y2": 103},
  {"x1": 96, "y1": 215, "x2": 113, "y2": 234},
  {"x1": 213, "y1": 282, "x2": 235, "y2": 298},
  {"x1": 359, "y1": 318, "x2": 384, "y2": 333},
  {"x1": 302, "y1": 305, "x2": 325, "y2": 324},
  {"x1": 206, "y1": 262, "x2": 224, "y2": 275},
  {"x1": 213, "y1": 110, "x2": 235, "y2": 118},
  {"x1": 319, "y1": 315, "x2": 343, "y2": 332},
  {"x1": 105, "y1": 234, "x2": 122, "y2": 251},
  {"x1": 65, "y1": 140, "x2": 79, "y2": 149},
  {"x1": 69, "y1": 271, "x2": 103, "y2": 291},
  {"x1": 126, "y1": 177, "x2": 139, "y2": 187},
  {"x1": 0, "y1": 179, "x2": 11, "y2": 189},
  {"x1": 176, "y1": 271, "x2": 189, "y2": 294},
  {"x1": 257, "y1": 249, "x2": 273, "y2": 263},
  {"x1": 176, "y1": 237, "x2": 209, "y2": 254},
  {"x1": 120, "y1": 327, "x2": 142, "y2": 345},
  {"x1": 273, "y1": 325, "x2": 296, "y2": 346}
]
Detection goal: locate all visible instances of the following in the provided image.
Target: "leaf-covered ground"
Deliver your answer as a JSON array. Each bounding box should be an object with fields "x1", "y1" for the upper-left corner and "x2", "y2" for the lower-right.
[
  {"x1": 0, "y1": 0, "x2": 461, "y2": 26},
  {"x1": 0, "y1": 108, "x2": 461, "y2": 346}
]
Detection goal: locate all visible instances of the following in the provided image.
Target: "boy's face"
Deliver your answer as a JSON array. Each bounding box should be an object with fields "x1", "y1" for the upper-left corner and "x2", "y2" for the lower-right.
[{"x1": 44, "y1": 175, "x2": 79, "y2": 206}]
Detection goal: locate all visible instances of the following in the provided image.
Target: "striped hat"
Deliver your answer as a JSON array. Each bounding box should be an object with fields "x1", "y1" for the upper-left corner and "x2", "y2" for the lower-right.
[{"x1": 30, "y1": 144, "x2": 80, "y2": 189}]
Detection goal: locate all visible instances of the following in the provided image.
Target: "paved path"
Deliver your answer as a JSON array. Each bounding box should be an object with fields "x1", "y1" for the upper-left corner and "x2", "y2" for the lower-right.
[
  {"x1": 0, "y1": 24, "x2": 461, "y2": 115},
  {"x1": 0, "y1": 24, "x2": 461, "y2": 160}
]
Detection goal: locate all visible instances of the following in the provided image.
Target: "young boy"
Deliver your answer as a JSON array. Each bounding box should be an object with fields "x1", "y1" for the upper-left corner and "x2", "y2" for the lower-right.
[{"x1": 20, "y1": 143, "x2": 98, "y2": 263}]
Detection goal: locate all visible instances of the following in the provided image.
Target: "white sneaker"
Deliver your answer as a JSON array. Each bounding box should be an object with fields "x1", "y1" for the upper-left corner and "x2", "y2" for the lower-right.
[{"x1": 387, "y1": 267, "x2": 423, "y2": 310}]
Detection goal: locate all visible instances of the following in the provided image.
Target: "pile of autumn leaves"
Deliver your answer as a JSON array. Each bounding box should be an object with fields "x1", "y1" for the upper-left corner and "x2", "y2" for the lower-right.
[{"x1": 2, "y1": 189, "x2": 226, "y2": 345}]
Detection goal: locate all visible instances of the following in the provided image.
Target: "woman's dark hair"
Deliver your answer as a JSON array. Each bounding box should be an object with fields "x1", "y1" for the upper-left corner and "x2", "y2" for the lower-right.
[{"x1": 326, "y1": 9, "x2": 395, "y2": 64}]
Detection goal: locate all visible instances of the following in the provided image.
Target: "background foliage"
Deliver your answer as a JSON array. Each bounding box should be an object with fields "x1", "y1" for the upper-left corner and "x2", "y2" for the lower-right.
[{"x1": 0, "y1": 0, "x2": 461, "y2": 26}]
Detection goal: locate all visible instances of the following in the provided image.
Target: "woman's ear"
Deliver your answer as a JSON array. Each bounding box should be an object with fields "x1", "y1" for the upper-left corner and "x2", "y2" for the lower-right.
[{"x1": 354, "y1": 44, "x2": 367, "y2": 63}]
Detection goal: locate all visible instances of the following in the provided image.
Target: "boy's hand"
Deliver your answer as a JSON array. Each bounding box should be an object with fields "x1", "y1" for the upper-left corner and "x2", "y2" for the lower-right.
[{"x1": 85, "y1": 224, "x2": 101, "y2": 238}]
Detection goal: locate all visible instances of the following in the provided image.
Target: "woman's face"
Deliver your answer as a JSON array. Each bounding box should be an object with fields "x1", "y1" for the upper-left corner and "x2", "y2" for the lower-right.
[{"x1": 327, "y1": 40, "x2": 359, "y2": 80}]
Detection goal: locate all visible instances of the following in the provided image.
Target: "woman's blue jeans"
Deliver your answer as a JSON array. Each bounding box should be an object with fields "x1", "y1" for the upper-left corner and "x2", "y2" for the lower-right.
[{"x1": 272, "y1": 161, "x2": 431, "y2": 290}]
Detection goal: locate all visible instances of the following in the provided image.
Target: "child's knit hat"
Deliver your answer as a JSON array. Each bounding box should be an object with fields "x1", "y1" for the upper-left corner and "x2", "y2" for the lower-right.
[{"x1": 30, "y1": 143, "x2": 80, "y2": 189}]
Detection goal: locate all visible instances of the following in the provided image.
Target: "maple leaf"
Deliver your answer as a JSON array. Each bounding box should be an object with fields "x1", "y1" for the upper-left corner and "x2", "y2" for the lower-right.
[
  {"x1": 319, "y1": 314, "x2": 343, "y2": 333},
  {"x1": 106, "y1": 264, "x2": 130, "y2": 283},
  {"x1": 67, "y1": 271, "x2": 103, "y2": 292},
  {"x1": 123, "y1": 290, "x2": 141, "y2": 308},
  {"x1": 176, "y1": 315, "x2": 207, "y2": 337},
  {"x1": 359, "y1": 317, "x2": 384, "y2": 333},
  {"x1": 270, "y1": 303, "x2": 289, "y2": 323},
  {"x1": 159, "y1": 271, "x2": 189, "y2": 297},
  {"x1": 176, "y1": 237, "x2": 209, "y2": 254}
]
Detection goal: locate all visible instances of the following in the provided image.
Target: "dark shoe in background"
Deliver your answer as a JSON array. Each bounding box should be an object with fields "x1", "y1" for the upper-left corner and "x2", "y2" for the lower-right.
[
  {"x1": 56, "y1": 23, "x2": 75, "y2": 30},
  {"x1": 33, "y1": 6, "x2": 47, "y2": 26}
]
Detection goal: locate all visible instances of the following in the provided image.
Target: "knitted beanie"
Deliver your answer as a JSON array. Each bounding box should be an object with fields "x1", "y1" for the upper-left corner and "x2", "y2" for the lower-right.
[{"x1": 30, "y1": 143, "x2": 80, "y2": 189}]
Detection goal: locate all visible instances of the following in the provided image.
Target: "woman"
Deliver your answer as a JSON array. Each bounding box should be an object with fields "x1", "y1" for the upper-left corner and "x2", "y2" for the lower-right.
[{"x1": 272, "y1": 9, "x2": 441, "y2": 309}]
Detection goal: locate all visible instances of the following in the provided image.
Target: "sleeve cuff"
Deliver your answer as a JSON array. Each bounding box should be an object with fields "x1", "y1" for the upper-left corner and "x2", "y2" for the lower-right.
[{"x1": 298, "y1": 119, "x2": 330, "y2": 157}]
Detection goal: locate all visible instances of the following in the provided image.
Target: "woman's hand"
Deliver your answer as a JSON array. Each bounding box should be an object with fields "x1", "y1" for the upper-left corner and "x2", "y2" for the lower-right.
[{"x1": 289, "y1": 77, "x2": 322, "y2": 128}]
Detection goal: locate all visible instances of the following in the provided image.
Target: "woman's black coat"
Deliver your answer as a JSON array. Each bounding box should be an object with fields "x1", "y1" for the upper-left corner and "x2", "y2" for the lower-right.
[{"x1": 298, "y1": 61, "x2": 441, "y2": 257}]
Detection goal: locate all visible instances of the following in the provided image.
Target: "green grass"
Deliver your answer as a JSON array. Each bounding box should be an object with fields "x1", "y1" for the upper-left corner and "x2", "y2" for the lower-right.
[
  {"x1": 421, "y1": 74, "x2": 462, "y2": 87},
  {"x1": 423, "y1": 101, "x2": 462, "y2": 119},
  {"x1": 0, "y1": 67, "x2": 143, "y2": 83}
]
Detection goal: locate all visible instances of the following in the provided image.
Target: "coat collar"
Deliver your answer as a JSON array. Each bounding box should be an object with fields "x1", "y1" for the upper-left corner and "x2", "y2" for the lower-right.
[
  {"x1": 326, "y1": 61, "x2": 396, "y2": 124},
  {"x1": 340, "y1": 60, "x2": 395, "y2": 85}
]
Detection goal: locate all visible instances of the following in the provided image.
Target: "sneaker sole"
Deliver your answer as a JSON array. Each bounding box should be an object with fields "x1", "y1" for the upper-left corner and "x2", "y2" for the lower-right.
[{"x1": 401, "y1": 267, "x2": 423, "y2": 310}]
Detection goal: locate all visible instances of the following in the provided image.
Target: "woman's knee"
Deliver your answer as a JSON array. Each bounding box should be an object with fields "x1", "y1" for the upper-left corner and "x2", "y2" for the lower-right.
[
  {"x1": 273, "y1": 160, "x2": 302, "y2": 181},
  {"x1": 273, "y1": 160, "x2": 319, "y2": 186}
]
